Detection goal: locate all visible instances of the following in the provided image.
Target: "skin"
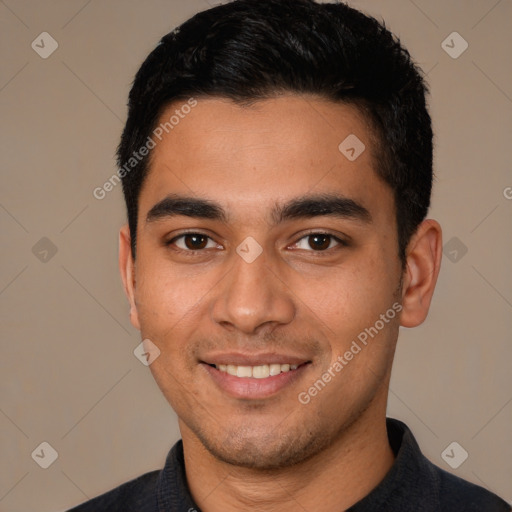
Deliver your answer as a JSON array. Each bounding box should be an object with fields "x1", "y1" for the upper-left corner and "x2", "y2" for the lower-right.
[{"x1": 119, "y1": 94, "x2": 442, "y2": 511}]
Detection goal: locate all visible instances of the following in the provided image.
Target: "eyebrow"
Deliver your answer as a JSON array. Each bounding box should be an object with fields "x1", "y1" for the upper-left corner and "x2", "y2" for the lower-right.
[{"x1": 145, "y1": 192, "x2": 372, "y2": 225}]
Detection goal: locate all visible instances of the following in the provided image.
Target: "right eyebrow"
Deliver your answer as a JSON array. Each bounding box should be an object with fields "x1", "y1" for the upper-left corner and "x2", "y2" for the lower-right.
[{"x1": 146, "y1": 195, "x2": 228, "y2": 224}]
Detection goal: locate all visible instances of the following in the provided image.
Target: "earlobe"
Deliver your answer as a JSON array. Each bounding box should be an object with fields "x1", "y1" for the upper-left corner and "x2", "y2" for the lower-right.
[
  {"x1": 400, "y1": 219, "x2": 442, "y2": 328},
  {"x1": 119, "y1": 224, "x2": 141, "y2": 331}
]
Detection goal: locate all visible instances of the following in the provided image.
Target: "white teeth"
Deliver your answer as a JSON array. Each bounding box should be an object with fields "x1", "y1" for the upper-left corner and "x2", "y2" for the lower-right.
[
  {"x1": 236, "y1": 366, "x2": 252, "y2": 378},
  {"x1": 269, "y1": 363, "x2": 281, "y2": 376},
  {"x1": 252, "y1": 365, "x2": 270, "y2": 379},
  {"x1": 214, "y1": 363, "x2": 301, "y2": 378}
]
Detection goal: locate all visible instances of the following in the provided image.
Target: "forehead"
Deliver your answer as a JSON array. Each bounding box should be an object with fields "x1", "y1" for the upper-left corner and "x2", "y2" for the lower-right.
[{"x1": 138, "y1": 94, "x2": 392, "y2": 222}]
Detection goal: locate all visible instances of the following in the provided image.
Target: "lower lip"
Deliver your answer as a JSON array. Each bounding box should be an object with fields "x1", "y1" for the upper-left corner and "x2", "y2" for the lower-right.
[{"x1": 201, "y1": 363, "x2": 310, "y2": 400}]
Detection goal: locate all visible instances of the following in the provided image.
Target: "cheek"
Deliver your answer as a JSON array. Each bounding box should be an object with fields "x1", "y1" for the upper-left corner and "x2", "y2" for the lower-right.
[
  {"x1": 316, "y1": 256, "x2": 397, "y2": 325},
  {"x1": 133, "y1": 260, "x2": 208, "y2": 408},
  {"x1": 306, "y1": 259, "x2": 400, "y2": 386},
  {"x1": 311, "y1": 271, "x2": 399, "y2": 408},
  {"x1": 133, "y1": 257, "x2": 210, "y2": 339}
]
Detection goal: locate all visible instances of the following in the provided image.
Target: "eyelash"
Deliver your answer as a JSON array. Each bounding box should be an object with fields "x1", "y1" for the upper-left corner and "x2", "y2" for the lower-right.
[{"x1": 165, "y1": 231, "x2": 348, "y2": 255}]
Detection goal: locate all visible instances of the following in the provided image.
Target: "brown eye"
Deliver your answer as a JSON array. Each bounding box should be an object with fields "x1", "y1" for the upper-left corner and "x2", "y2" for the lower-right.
[
  {"x1": 308, "y1": 234, "x2": 331, "y2": 250},
  {"x1": 184, "y1": 234, "x2": 208, "y2": 250},
  {"x1": 292, "y1": 233, "x2": 345, "y2": 252},
  {"x1": 168, "y1": 233, "x2": 218, "y2": 251}
]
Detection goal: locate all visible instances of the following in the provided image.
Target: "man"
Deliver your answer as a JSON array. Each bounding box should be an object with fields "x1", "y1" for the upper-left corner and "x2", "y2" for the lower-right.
[{"x1": 69, "y1": 0, "x2": 510, "y2": 510}]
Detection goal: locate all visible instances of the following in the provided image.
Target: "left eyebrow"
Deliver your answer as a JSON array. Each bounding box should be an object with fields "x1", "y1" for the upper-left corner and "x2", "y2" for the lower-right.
[
  {"x1": 271, "y1": 193, "x2": 372, "y2": 225},
  {"x1": 145, "y1": 192, "x2": 372, "y2": 225}
]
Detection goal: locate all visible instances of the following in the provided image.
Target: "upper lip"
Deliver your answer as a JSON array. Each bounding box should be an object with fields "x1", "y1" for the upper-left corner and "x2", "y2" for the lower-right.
[{"x1": 201, "y1": 352, "x2": 311, "y2": 366}]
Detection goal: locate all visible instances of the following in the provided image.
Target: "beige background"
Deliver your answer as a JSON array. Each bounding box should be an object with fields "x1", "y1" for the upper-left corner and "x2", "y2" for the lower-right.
[{"x1": 1, "y1": 0, "x2": 511, "y2": 510}]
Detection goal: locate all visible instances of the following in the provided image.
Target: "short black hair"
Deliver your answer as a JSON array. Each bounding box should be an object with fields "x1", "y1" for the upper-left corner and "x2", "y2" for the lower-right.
[{"x1": 118, "y1": 0, "x2": 433, "y2": 264}]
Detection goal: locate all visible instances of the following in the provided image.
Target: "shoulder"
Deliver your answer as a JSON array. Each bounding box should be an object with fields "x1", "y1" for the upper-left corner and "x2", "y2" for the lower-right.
[
  {"x1": 434, "y1": 464, "x2": 510, "y2": 512},
  {"x1": 66, "y1": 469, "x2": 160, "y2": 512},
  {"x1": 384, "y1": 418, "x2": 510, "y2": 512}
]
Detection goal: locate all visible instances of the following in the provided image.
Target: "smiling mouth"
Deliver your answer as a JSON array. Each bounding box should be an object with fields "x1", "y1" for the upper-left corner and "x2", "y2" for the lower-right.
[{"x1": 207, "y1": 362, "x2": 309, "y2": 379}]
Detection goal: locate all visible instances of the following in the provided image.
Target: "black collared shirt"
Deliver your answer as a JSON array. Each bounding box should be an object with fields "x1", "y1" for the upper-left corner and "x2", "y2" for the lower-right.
[{"x1": 68, "y1": 418, "x2": 510, "y2": 511}]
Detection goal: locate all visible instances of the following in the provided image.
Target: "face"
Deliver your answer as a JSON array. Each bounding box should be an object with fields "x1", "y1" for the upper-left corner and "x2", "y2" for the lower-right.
[{"x1": 122, "y1": 95, "x2": 406, "y2": 469}]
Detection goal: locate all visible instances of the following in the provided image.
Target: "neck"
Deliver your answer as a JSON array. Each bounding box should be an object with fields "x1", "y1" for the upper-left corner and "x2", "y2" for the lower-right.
[{"x1": 181, "y1": 397, "x2": 395, "y2": 511}]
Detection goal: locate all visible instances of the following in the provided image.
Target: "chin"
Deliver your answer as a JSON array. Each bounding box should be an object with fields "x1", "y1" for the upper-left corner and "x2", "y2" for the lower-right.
[{"x1": 193, "y1": 422, "x2": 333, "y2": 470}]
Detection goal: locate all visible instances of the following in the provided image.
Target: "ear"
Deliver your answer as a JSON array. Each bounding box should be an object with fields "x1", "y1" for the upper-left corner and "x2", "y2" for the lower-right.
[
  {"x1": 400, "y1": 219, "x2": 442, "y2": 328},
  {"x1": 119, "y1": 224, "x2": 141, "y2": 331}
]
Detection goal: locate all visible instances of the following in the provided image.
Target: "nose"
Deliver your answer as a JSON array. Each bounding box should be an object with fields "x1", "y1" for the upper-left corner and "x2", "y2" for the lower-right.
[{"x1": 210, "y1": 245, "x2": 296, "y2": 335}]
